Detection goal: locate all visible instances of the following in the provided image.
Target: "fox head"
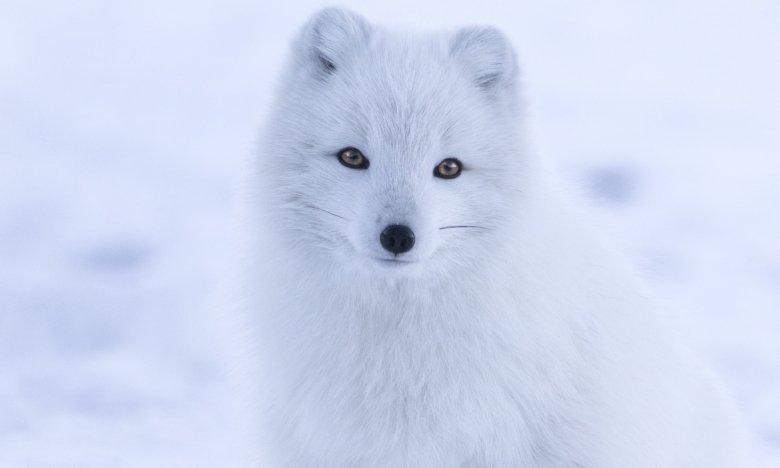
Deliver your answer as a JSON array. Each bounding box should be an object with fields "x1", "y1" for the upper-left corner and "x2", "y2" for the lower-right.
[{"x1": 259, "y1": 8, "x2": 529, "y2": 277}]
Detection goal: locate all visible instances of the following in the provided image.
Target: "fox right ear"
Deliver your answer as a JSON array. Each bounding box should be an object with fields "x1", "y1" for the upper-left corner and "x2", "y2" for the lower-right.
[
  {"x1": 295, "y1": 8, "x2": 371, "y2": 77},
  {"x1": 450, "y1": 26, "x2": 518, "y2": 95}
]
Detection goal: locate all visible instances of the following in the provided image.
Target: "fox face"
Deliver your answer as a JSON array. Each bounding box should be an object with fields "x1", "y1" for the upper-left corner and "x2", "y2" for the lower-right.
[{"x1": 262, "y1": 9, "x2": 526, "y2": 276}]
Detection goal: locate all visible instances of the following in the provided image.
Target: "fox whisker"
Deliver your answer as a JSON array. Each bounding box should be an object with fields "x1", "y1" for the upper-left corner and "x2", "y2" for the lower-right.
[
  {"x1": 438, "y1": 225, "x2": 489, "y2": 230},
  {"x1": 304, "y1": 204, "x2": 347, "y2": 220}
]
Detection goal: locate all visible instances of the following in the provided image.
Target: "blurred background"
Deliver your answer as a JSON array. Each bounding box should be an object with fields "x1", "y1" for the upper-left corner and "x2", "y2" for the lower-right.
[{"x1": 1, "y1": 0, "x2": 778, "y2": 466}]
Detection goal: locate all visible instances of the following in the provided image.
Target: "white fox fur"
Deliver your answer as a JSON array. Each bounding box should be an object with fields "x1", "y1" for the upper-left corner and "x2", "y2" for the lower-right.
[{"x1": 235, "y1": 8, "x2": 750, "y2": 467}]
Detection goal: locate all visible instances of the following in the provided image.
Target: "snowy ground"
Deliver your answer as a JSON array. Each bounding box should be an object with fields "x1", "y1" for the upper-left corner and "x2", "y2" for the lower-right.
[{"x1": 1, "y1": 0, "x2": 778, "y2": 466}]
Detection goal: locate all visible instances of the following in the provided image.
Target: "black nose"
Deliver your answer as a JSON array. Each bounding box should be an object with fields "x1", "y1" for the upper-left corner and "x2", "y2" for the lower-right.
[{"x1": 380, "y1": 224, "x2": 415, "y2": 255}]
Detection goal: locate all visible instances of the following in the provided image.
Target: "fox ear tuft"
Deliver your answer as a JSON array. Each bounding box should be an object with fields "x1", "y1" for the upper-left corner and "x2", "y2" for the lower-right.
[
  {"x1": 296, "y1": 8, "x2": 371, "y2": 77},
  {"x1": 450, "y1": 26, "x2": 518, "y2": 93}
]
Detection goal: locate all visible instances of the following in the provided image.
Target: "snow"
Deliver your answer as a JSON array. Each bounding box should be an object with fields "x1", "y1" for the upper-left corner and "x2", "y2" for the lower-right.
[{"x1": 1, "y1": 0, "x2": 778, "y2": 465}]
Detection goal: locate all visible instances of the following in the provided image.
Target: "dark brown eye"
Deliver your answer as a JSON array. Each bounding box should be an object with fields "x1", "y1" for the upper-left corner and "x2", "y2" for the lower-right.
[
  {"x1": 337, "y1": 147, "x2": 369, "y2": 169},
  {"x1": 434, "y1": 158, "x2": 462, "y2": 179}
]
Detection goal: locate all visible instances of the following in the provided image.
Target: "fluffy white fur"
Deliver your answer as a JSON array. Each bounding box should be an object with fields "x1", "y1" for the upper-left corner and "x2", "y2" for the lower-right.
[{"x1": 237, "y1": 8, "x2": 749, "y2": 467}]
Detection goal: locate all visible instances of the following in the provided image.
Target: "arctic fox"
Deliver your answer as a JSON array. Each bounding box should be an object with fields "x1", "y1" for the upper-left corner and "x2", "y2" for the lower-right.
[{"x1": 238, "y1": 8, "x2": 749, "y2": 467}]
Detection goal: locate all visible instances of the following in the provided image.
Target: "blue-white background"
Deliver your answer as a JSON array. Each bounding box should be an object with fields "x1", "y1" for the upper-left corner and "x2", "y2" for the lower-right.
[{"x1": 1, "y1": 1, "x2": 778, "y2": 466}]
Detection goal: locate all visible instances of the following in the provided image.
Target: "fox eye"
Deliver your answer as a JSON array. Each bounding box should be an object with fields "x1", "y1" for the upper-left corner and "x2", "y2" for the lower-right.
[
  {"x1": 337, "y1": 147, "x2": 369, "y2": 169},
  {"x1": 434, "y1": 158, "x2": 462, "y2": 179}
]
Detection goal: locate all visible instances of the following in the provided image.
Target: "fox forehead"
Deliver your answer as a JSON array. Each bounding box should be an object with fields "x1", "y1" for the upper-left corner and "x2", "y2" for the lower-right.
[
  {"x1": 317, "y1": 55, "x2": 498, "y2": 172},
  {"x1": 320, "y1": 41, "x2": 475, "y2": 143}
]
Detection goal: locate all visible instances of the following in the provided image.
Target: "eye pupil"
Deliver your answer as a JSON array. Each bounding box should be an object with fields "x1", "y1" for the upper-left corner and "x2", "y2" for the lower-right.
[{"x1": 434, "y1": 158, "x2": 462, "y2": 179}]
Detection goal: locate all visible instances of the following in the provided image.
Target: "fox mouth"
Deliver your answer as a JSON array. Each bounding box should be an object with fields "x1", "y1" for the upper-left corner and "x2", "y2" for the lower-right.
[{"x1": 372, "y1": 256, "x2": 418, "y2": 266}]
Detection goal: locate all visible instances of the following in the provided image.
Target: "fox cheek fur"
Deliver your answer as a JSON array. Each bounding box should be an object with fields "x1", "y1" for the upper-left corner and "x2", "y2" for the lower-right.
[{"x1": 234, "y1": 7, "x2": 752, "y2": 468}]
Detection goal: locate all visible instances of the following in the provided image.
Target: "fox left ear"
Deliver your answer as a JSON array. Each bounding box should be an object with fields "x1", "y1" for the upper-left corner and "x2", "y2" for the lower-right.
[
  {"x1": 450, "y1": 26, "x2": 518, "y2": 94},
  {"x1": 296, "y1": 8, "x2": 372, "y2": 78}
]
